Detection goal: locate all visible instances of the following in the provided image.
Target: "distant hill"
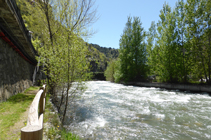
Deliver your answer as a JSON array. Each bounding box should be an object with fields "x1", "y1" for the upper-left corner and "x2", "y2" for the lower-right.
[
  {"x1": 87, "y1": 43, "x2": 119, "y2": 80},
  {"x1": 89, "y1": 43, "x2": 119, "y2": 60},
  {"x1": 87, "y1": 44, "x2": 108, "y2": 73}
]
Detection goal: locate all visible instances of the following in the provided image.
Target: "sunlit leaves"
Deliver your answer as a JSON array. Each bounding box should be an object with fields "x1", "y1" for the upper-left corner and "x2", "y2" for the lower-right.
[{"x1": 119, "y1": 16, "x2": 147, "y2": 82}]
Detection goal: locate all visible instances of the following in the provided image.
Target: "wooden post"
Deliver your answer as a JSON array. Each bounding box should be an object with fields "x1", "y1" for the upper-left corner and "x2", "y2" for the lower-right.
[
  {"x1": 21, "y1": 126, "x2": 43, "y2": 140},
  {"x1": 39, "y1": 87, "x2": 44, "y2": 115},
  {"x1": 43, "y1": 87, "x2": 46, "y2": 113}
]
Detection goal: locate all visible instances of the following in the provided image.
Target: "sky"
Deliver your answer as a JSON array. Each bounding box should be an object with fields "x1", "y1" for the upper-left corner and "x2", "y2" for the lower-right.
[{"x1": 88, "y1": 0, "x2": 181, "y2": 49}]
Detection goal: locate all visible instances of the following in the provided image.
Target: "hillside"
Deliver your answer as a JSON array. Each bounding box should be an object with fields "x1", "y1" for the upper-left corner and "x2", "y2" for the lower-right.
[
  {"x1": 87, "y1": 43, "x2": 119, "y2": 80},
  {"x1": 17, "y1": 0, "x2": 117, "y2": 80},
  {"x1": 89, "y1": 43, "x2": 119, "y2": 60},
  {"x1": 87, "y1": 44, "x2": 108, "y2": 73}
]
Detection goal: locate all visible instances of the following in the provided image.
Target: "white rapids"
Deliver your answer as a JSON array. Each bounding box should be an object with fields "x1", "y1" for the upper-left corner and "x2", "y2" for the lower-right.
[{"x1": 64, "y1": 81, "x2": 211, "y2": 140}]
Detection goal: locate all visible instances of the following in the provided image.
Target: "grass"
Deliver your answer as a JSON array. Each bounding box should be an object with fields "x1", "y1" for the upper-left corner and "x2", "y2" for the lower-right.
[
  {"x1": 60, "y1": 129, "x2": 80, "y2": 140},
  {"x1": 24, "y1": 86, "x2": 40, "y2": 94},
  {"x1": 44, "y1": 94, "x2": 80, "y2": 140},
  {"x1": 0, "y1": 92, "x2": 36, "y2": 139},
  {"x1": 0, "y1": 85, "x2": 80, "y2": 140}
]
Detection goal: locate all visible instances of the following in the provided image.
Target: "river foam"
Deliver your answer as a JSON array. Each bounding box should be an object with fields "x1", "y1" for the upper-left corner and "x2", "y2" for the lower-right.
[{"x1": 64, "y1": 81, "x2": 211, "y2": 140}]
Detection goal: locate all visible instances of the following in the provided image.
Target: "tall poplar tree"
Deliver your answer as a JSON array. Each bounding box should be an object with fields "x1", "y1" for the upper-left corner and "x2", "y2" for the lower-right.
[
  {"x1": 119, "y1": 16, "x2": 147, "y2": 82},
  {"x1": 175, "y1": 0, "x2": 190, "y2": 82},
  {"x1": 201, "y1": 0, "x2": 211, "y2": 83},
  {"x1": 119, "y1": 17, "x2": 132, "y2": 82},
  {"x1": 185, "y1": 0, "x2": 209, "y2": 82},
  {"x1": 156, "y1": 3, "x2": 174, "y2": 82},
  {"x1": 146, "y1": 21, "x2": 157, "y2": 76}
]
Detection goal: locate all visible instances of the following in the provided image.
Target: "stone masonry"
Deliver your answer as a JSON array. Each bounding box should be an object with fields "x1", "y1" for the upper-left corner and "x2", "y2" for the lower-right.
[{"x1": 0, "y1": 37, "x2": 34, "y2": 101}]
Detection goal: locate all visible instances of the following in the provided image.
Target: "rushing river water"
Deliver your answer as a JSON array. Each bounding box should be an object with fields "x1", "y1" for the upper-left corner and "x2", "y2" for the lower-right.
[{"x1": 64, "y1": 81, "x2": 211, "y2": 140}]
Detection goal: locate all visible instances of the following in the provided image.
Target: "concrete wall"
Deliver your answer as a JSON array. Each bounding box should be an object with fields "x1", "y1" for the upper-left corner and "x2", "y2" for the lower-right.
[
  {"x1": 129, "y1": 82, "x2": 211, "y2": 93},
  {"x1": 0, "y1": 37, "x2": 35, "y2": 101}
]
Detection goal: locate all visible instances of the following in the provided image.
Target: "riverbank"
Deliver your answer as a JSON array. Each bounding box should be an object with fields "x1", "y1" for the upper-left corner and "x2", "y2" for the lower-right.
[
  {"x1": 44, "y1": 95, "x2": 80, "y2": 140},
  {"x1": 0, "y1": 87, "x2": 38, "y2": 139},
  {"x1": 124, "y1": 82, "x2": 211, "y2": 95},
  {"x1": 57, "y1": 81, "x2": 211, "y2": 139},
  {"x1": 0, "y1": 86, "x2": 80, "y2": 140}
]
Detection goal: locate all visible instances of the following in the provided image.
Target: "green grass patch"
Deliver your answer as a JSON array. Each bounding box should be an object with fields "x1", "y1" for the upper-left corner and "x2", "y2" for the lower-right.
[
  {"x1": 44, "y1": 94, "x2": 80, "y2": 140},
  {"x1": 24, "y1": 86, "x2": 39, "y2": 94},
  {"x1": 0, "y1": 93, "x2": 35, "y2": 140},
  {"x1": 7, "y1": 93, "x2": 35, "y2": 103},
  {"x1": 0, "y1": 85, "x2": 80, "y2": 140},
  {"x1": 60, "y1": 129, "x2": 80, "y2": 140}
]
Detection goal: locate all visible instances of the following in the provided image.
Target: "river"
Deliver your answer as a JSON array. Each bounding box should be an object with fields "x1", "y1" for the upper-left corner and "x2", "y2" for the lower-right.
[{"x1": 63, "y1": 81, "x2": 211, "y2": 140}]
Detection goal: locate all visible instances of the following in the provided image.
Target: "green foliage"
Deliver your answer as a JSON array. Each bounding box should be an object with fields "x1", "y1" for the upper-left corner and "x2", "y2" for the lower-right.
[
  {"x1": 17, "y1": 0, "x2": 211, "y2": 86},
  {"x1": 119, "y1": 16, "x2": 147, "y2": 82},
  {"x1": 144, "y1": 0, "x2": 211, "y2": 84},
  {"x1": 104, "y1": 60, "x2": 116, "y2": 82},
  {"x1": 104, "y1": 58, "x2": 123, "y2": 83},
  {"x1": 44, "y1": 93, "x2": 81, "y2": 140},
  {"x1": 39, "y1": 33, "x2": 91, "y2": 85},
  {"x1": 105, "y1": 16, "x2": 149, "y2": 83},
  {"x1": 110, "y1": 0, "x2": 211, "y2": 84},
  {"x1": 89, "y1": 43, "x2": 119, "y2": 60},
  {"x1": 60, "y1": 129, "x2": 80, "y2": 140},
  {"x1": 88, "y1": 44, "x2": 108, "y2": 72},
  {"x1": 185, "y1": 0, "x2": 211, "y2": 83},
  {"x1": 17, "y1": 0, "x2": 98, "y2": 125},
  {"x1": 88, "y1": 43, "x2": 119, "y2": 75},
  {"x1": 146, "y1": 21, "x2": 157, "y2": 76},
  {"x1": 17, "y1": 0, "x2": 97, "y2": 86},
  {"x1": 113, "y1": 59, "x2": 122, "y2": 83},
  {"x1": 155, "y1": 2, "x2": 181, "y2": 82}
]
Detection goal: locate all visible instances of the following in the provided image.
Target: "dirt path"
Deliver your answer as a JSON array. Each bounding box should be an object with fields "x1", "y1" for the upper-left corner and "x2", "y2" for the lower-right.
[
  {"x1": 6, "y1": 89, "x2": 39, "y2": 140},
  {"x1": 7, "y1": 107, "x2": 29, "y2": 140}
]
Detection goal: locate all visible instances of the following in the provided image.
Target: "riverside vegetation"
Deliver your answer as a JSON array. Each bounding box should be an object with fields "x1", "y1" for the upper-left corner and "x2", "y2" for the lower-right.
[
  {"x1": 0, "y1": 86, "x2": 80, "y2": 140},
  {"x1": 105, "y1": 0, "x2": 211, "y2": 85},
  {"x1": 11, "y1": 0, "x2": 211, "y2": 138},
  {"x1": 15, "y1": 0, "x2": 119, "y2": 138},
  {"x1": 16, "y1": 0, "x2": 99, "y2": 126},
  {"x1": 0, "y1": 88, "x2": 36, "y2": 140},
  {"x1": 16, "y1": 0, "x2": 120, "y2": 127}
]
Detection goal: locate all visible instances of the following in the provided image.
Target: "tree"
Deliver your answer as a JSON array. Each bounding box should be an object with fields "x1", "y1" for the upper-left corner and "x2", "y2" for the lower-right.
[
  {"x1": 203, "y1": 0, "x2": 211, "y2": 83},
  {"x1": 151, "y1": 0, "x2": 211, "y2": 84},
  {"x1": 17, "y1": 0, "x2": 97, "y2": 124},
  {"x1": 185, "y1": 0, "x2": 209, "y2": 83},
  {"x1": 175, "y1": 0, "x2": 188, "y2": 82},
  {"x1": 146, "y1": 21, "x2": 157, "y2": 76},
  {"x1": 113, "y1": 58, "x2": 122, "y2": 83},
  {"x1": 104, "y1": 60, "x2": 116, "y2": 82},
  {"x1": 119, "y1": 16, "x2": 132, "y2": 82},
  {"x1": 156, "y1": 2, "x2": 176, "y2": 82},
  {"x1": 119, "y1": 16, "x2": 147, "y2": 82}
]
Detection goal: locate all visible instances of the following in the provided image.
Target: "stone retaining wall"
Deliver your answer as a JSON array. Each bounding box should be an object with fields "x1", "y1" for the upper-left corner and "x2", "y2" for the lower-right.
[
  {"x1": 0, "y1": 38, "x2": 35, "y2": 101},
  {"x1": 128, "y1": 82, "x2": 211, "y2": 93}
]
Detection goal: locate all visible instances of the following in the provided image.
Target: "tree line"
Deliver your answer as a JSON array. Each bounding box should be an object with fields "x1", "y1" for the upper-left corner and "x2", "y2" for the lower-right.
[
  {"x1": 105, "y1": 0, "x2": 211, "y2": 84},
  {"x1": 89, "y1": 43, "x2": 119, "y2": 59}
]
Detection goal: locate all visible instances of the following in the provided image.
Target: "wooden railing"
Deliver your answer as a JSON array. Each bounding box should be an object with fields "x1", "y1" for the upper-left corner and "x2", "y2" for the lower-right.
[{"x1": 21, "y1": 84, "x2": 47, "y2": 140}]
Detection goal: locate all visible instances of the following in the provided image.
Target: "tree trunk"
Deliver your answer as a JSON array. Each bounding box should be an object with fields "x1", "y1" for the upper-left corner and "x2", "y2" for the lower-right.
[
  {"x1": 58, "y1": 85, "x2": 65, "y2": 112},
  {"x1": 208, "y1": 23, "x2": 211, "y2": 84},
  {"x1": 62, "y1": 83, "x2": 69, "y2": 124}
]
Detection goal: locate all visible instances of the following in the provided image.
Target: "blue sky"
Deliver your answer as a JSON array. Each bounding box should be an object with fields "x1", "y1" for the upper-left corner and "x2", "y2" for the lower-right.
[{"x1": 88, "y1": 0, "x2": 181, "y2": 49}]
